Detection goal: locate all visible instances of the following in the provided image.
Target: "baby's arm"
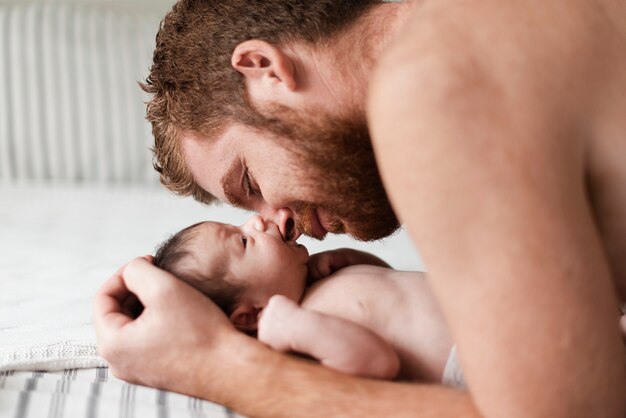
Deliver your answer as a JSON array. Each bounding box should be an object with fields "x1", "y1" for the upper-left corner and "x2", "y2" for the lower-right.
[
  {"x1": 308, "y1": 248, "x2": 391, "y2": 281},
  {"x1": 258, "y1": 295, "x2": 400, "y2": 380}
]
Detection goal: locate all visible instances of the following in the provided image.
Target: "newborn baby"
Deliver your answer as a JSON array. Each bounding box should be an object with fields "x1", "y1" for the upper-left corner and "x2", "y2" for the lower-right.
[{"x1": 153, "y1": 215, "x2": 463, "y2": 386}]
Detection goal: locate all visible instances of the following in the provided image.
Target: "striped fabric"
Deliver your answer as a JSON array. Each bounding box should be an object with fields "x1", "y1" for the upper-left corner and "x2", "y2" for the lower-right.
[
  {"x1": 0, "y1": 3, "x2": 160, "y2": 185},
  {"x1": 0, "y1": 368, "x2": 244, "y2": 418}
]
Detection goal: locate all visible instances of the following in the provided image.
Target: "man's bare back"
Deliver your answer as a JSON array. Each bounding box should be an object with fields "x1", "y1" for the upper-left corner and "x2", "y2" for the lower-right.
[{"x1": 302, "y1": 266, "x2": 453, "y2": 381}]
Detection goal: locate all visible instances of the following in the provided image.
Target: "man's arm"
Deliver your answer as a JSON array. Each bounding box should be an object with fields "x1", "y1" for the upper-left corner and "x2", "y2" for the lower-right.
[
  {"x1": 368, "y1": 2, "x2": 626, "y2": 417},
  {"x1": 258, "y1": 295, "x2": 400, "y2": 380},
  {"x1": 94, "y1": 258, "x2": 481, "y2": 418}
]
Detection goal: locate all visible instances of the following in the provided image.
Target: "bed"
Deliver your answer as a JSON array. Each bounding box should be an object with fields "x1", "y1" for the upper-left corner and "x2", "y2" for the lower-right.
[{"x1": 0, "y1": 2, "x2": 424, "y2": 416}]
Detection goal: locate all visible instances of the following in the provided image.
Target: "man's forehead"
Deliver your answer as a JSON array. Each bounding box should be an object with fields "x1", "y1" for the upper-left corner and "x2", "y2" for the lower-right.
[{"x1": 180, "y1": 130, "x2": 238, "y2": 203}]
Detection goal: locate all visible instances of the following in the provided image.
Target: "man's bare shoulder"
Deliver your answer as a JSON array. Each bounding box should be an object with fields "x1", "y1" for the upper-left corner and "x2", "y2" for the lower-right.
[
  {"x1": 373, "y1": 0, "x2": 621, "y2": 132},
  {"x1": 396, "y1": 0, "x2": 619, "y2": 63},
  {"x1": 375, "y1": 0, "x2": 626, "y2": 295}
]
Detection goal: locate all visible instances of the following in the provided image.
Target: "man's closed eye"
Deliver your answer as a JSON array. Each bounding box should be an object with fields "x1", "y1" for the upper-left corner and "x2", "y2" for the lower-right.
[{"x1": 243, "y1": 167, "x2": 261, "y2": 199}]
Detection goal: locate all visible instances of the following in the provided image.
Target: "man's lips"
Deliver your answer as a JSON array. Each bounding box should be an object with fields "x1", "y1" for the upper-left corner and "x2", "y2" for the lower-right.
[{"x1": 309, "y1": 208, "x2": 328, "y2": 239}]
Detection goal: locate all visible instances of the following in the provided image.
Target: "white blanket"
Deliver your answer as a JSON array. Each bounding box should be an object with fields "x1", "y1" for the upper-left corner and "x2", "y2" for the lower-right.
[{"x1": 0, "y1": 183, "x2": 423, "y2": 372}]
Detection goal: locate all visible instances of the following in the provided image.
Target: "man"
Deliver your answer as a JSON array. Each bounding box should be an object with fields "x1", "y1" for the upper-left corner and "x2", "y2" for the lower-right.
[{"x1": 94, "y1": 1, "x2": 626, "y2": 417}]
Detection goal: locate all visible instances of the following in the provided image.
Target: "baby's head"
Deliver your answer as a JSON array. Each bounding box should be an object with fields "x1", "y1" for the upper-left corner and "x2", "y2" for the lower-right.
[{"x1": 154, "y1": 215, "x2": 309, "y2": 332}]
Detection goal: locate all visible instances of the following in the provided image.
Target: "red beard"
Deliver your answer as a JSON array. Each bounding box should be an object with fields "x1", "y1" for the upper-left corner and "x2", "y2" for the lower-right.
[{"x1": 239, "y1": 104, "x2": 400, "y2": 241}]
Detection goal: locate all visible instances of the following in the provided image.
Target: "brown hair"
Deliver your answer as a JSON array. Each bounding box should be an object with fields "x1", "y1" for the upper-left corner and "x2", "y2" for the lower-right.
[
  {"x1": 142, "y1": 0, "x2": 380, "y2": 204},
  {"x1": 153, "y1": 222, "x2": 246, "y2": 316}
]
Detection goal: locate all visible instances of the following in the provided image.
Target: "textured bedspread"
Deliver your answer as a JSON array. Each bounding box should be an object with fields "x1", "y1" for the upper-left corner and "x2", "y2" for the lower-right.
[{"x1": 0, "y1": 368, "x2": 243, "y2": 418}]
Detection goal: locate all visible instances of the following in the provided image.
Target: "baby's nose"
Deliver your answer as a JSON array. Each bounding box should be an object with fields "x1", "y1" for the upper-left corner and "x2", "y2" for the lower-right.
[{"x1": 245, "y1": 214, "x2": 266, "y2": 232}]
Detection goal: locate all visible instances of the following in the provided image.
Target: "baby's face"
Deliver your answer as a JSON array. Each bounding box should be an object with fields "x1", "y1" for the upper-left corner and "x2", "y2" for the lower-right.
[{"x1": 191, "y1": 215, "x2": 309, "y2": 306}]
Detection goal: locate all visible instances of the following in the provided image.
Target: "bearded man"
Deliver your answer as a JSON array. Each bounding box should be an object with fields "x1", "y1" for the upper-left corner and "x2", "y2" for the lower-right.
[{"x1": 94, "y1": 1, "x2": 626, "y2": 417}]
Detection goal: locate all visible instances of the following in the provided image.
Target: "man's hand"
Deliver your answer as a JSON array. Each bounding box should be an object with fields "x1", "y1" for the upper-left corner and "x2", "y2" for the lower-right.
[
  {"x1": 93, "y1": 257, "x2": 246, "y2": 394},
  {"x1": 307, "y1": 248, "x2": 391, "y2": 282},
  {"x1": 307, "y1": 250, "x2": 348, "y2": 281}
]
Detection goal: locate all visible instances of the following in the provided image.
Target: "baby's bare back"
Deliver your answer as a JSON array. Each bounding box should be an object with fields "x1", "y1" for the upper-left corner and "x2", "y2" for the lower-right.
[{"x1": 301, "y1": 266, "x2": 453, "y2": 381}]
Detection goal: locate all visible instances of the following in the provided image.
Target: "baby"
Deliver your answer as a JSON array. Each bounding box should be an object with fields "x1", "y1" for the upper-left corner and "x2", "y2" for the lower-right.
[{"x1": 153, "y1": 215, "x2": 463, "y2": 386}]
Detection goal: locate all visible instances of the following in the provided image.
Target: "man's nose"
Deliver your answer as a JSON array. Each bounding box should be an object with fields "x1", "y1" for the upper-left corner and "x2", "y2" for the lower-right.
[{"x1": 260, "y1": 207, "x2": 301, "y2": 242}]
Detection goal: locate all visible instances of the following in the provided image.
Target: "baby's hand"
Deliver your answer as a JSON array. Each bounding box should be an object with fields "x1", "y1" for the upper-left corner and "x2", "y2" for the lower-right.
[
  {"x1": 258, "y1": 295, "x2": 302, "y2": 352},
  {"x1": 307, "y1": 250, "x2": 349, "y2": 281}
]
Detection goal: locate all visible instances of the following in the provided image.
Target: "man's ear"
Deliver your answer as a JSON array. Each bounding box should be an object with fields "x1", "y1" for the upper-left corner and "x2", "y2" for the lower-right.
[
  {"x1": 231, "y1": 40, "x2": 297, "y2": 92},
  {"x1": 229, "y1": 303, "x2": 261, "y2": 332}
]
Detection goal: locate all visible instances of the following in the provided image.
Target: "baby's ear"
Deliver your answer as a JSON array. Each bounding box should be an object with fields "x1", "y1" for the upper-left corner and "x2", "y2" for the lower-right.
[{"x1": 230, "y1": 304, "x2": 261, "y2": 332}]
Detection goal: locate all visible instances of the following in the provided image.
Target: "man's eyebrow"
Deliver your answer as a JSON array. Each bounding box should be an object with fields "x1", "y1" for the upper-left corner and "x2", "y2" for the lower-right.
[{"x1": 220, "y1": 160, "x2": 243, "y2": 207}]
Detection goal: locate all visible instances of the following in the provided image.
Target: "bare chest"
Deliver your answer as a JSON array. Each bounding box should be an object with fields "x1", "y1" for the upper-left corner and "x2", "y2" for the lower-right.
[
  {"x1": 301, "y1": 267, "x2": 414, "y2": 330},
  {"x1": 301, "y1": 267, "x2": 453, "y2": 381}
]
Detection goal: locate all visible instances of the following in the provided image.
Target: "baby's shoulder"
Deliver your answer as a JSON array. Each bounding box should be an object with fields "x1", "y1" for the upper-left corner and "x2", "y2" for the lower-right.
[
  {"x1": 332, "y1": 264, "x2": 395, "y2": 278},
  {"x1": 301, "y1": 265, "x2": 409, "y2": 319},
  {"x1": 308, "y1": 265, "x2": 395, "y2": 294}
]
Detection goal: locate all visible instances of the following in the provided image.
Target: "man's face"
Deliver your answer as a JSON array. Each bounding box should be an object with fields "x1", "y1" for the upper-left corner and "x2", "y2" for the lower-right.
[{"x1": 181, "y1": 107, "x2": 399, "y2": 241}]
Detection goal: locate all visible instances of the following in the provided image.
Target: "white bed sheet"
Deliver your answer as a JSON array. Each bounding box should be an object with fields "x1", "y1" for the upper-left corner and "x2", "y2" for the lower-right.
[
  {"x1": 0, "y1": 182, "x2": 423, "y2": 372},
  {"x1": 0, "y1": 182, "x2": 423, "y2": 417}
]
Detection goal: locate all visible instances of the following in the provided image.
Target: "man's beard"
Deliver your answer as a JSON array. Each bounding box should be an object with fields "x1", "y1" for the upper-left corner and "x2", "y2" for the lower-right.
[{"x1": 240, "y1": 104, "x2": 400, "y2": 241}]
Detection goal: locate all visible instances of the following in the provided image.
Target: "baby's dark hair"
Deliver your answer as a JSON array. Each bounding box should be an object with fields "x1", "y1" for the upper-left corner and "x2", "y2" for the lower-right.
[{"x1": 153, "y1": 222, "x2": 246, "y2": 316}]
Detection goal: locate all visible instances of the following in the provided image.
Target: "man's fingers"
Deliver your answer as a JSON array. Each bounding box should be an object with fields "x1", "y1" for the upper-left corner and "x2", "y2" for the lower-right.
[
  {"x1": 121, "y1": 293, "x2": 144, "y2": 318},
  {"x1": 93, "y1": 288, "x2": 134, "y2": 335},
  {"x1": 123, "y1": 257, "x2": 180, "y2": 307},
  {"x1": 94, "y1": 274, "x2": 132, "y2": 322},
  {"x1": 96, "y1": 271, "x2": 130, "y2": 300},
  {"x1": 93, "y1": 265, "x2": 143, "y2": 332}
]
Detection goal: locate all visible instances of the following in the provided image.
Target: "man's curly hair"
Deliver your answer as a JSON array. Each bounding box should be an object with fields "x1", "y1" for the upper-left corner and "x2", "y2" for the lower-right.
[{"x1": 141, "y1": 0, "x2": 380, "y2": 204}]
